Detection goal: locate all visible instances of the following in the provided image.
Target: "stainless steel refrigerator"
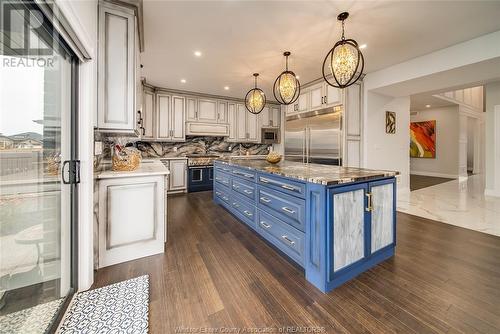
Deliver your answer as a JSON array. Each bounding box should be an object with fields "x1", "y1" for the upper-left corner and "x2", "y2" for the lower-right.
[{"x1": 284, "y1": 107, "x2": 342, "y2": 165}]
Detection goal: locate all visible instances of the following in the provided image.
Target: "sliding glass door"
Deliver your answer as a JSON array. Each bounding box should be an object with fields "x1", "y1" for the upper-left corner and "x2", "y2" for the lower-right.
[{"x1": 0, "y1": 1, "x2": 78, "y2": 332}]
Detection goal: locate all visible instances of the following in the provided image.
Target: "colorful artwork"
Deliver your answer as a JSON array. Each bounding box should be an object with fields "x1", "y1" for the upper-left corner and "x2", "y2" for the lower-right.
[
  {"x1": 386, "y1": 111, "x2": 396, "y2": 134},
  {"x1": 410, "y1": 120, "x2": 436, "y2": 158}
]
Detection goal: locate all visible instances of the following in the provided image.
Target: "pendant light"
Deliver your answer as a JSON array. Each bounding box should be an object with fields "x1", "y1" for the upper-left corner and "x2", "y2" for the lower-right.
[
  {"x1": 273, "y1": 51, "x2": 301, "y2": 105},
  {"x1": 322, "y1": 12, "x2": 364, "y2": 88},
  {"x1": 245, "y1": 73, "x2": 266, "y2": 114}
]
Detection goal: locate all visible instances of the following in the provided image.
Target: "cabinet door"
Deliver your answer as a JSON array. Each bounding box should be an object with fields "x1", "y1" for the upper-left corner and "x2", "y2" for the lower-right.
[
  {"x1": 298, "y1": 91, "x2": 308, "y2": 113},
  {"x1": 217, "y1": 101, "x2": 228, "y2": 123},
  {"x1": 198, "y1": 99, "x2": 218, "y2": 122},
  {"x1": 169, "y1": 160, "x2": 187, "y2": 191},
  {"x1": 186, "y1": 97, "x2": 198, "y2": 122},
  {"x1": 260, "y1": 106, "x2": 271, "y2": 127},
  {"x1": 270, "y1": 106, "x2": 281, "y2": 128},
  {"x1": 370, "y1": 180, "x2": 395, "y2": 254},
  {"x1": 171, "y1": 96, "x2": 185, "y2": 141},
  {"x1": 97, "y1": 4, "x2": 136, "y2": 131},
  {"x1": 142, "y1": 90, "x2": 155, "y2": 139},
  {"x1": 286, "y1": 103, "x2": 296, "y2": 116},
  {"x1": 236, "y1": 104, "x2": 247, "y2": 141},
  {"x1": 247, "y1": 112, "x2": 259, "y2": 142},
  {"x1": 325, "y1": 84, "x2": 341, "y2": 106},
  {"x1": 310, "y1": 83, "x2": 324, "y2": 110},
  {"x1": 98, "y1": 175, "x2": 165, "y2": 268},
  {"x1": 156, "y1": 94, "x2": 171, "y2": 139},
  {"x1": 330, "y1": 184, "x2": 367, "y2": 273},
  {"x1": 228, "y1": 103, "x2": 237, "y2": 141}
]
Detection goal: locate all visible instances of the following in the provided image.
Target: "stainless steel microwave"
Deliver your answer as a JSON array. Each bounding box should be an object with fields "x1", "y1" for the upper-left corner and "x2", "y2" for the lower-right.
[{"x1": 261, "y1": 128, "x2": 280, "y2": 144}]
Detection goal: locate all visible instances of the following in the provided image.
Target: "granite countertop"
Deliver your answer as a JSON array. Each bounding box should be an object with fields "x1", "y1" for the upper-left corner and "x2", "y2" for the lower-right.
[
  {"x1": 215, "y1": 158, "x2": 398, "y2": 185},
  {"x1": 96, "y1": 160, "x2": 170, "y2": 179}
]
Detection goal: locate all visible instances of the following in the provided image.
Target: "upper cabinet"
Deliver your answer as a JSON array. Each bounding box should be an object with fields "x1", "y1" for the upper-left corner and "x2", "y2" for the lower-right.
[
  {"x1": 260, "y1": 105, "x2": 281, "y2": 128},
  {"x1": 156, "y1": 93, "x2": 186, "y2": 142},
  {"x1": 97, "y1": 1, "x2": 139, "y2": 133},
  {"x1": 286, "y1": 82, "x2": 341, "y2": 116},
  {"x1": 141, "y1": 87, "x2": 155, "y2": 139},
  {"x1": 229, "y1": 103, "x2": 259, "y2": 143}
]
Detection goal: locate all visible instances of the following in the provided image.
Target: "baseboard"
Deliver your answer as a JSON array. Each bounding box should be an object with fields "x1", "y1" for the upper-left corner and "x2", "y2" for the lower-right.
[
  {"x1": 485, "y1": 188, "x2": 500, "y2": 198},
  {"x1": 410, "y1": 171, "x2": 459, "y2": 179}
]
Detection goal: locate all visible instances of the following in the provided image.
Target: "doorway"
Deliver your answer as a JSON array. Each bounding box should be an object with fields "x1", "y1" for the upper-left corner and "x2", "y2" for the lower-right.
[{"x1": 0, "y1": 1, "x2": 79, "y2": 332}]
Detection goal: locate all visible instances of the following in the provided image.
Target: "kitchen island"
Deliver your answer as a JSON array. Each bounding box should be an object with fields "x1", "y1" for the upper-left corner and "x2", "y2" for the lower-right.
[{"x1": 213, "y1": 158, "x2": 397, "y2": 293}]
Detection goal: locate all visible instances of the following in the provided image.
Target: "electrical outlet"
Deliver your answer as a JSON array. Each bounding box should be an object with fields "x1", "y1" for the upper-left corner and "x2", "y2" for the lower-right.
[
  {"x1": 173, "y1": 146, "x2": 178, "y2": 152},
  {"x1": 94, "y1": 141, "x2": 103, "y2": 155}
]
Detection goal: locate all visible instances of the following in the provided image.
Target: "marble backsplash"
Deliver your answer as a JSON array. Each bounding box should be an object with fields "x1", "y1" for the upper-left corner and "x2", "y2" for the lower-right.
[{"x1": 94, "y1": 133, "x2": 271, "y2": 167}]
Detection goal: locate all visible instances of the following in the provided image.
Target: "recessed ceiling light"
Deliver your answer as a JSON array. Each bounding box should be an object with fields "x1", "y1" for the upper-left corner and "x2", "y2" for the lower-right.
[
  {"x1": 180, "y1": 79, "x2": 186, "y2": 83},
  {"x1": 224, "y1": 86, "x2": 229, "y2": 90},
  {"x1": 426, "y1": 104, "x2": 431, "y2": 108},
  {"x1": 194, "y1": 50, "x2": 202, "y2": 57},
  {"x1": 359, "y1": 44, "x2": 367, "y2": 49}
]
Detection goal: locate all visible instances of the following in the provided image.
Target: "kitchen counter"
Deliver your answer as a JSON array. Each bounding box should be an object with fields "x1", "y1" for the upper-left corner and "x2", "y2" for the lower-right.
[
  {"x1": 215, "y1": 157, "x2": 398, "y2": 186},
  {"x1": 96, "y1": 160, "x2": 170, "y2": 179}
]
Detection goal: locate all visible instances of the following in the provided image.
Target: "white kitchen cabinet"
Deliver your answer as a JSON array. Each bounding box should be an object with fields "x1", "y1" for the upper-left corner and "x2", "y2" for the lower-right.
[
  {"x1": 169, "y1": 159, "x2": 187, "y2": 192},
  {"x1": 325, "y1": 84, "x2": 341, "y2": 107},
  {"x1": 142, "y1": 89, "x2": 155, "y2": 139},
  {"x1": 236, "y1": 104, "x2": 247, "y2": 141},
  {"x1": 98, "y1": 175, "x2": 165, "y2": 267},
  {"x1": 198, "y1": 99, "x2": 218, "y2": 122},
  {"x1": 186, "y1": 97, "x2": 198, "y2": 122},
  {"x1": 262, "y1": 105, "x2": 281, "y2": 128},
  {"x1": 156, "y1": 93, "x2": 185, "y2": 141},
  {"x1": 97, "y1": 2, "x2": 137, "y2": 133},
  {"x1": 228, "y1": 103, "x2": 237, "y2": 141},
  {"x1": 298, "y1": 91, "x2": 308, "y2": 113},
  {"x1": 217, "y1": 101, "x2": 228, "y2": 123},
  {"x1": 247, "y1": 112, "x2": 259, "y2": 142},
  {"x1": 310, "y1": 83, "x2": 323, "y2": 111}
]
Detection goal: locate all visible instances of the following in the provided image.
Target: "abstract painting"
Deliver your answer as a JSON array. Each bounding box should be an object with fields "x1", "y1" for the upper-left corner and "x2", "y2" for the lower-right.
[
  {"x1": 386, "y1": 111, "x2": 396, "y2": 134},
  {"x1": 410, "y1": 120, "x2": 436, "y2": 158}
]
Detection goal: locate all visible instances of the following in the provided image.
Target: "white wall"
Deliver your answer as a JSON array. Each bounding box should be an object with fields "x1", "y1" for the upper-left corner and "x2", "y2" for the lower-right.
[
  {"x1": 365, "y1": 92, "x2": 410, "y2": 194},
  {"x1": 409, "y1": 106, "x2": 459, "y2": 178},
  {"x1": 55, "y1": 0, "x2": 98, "y2": 291},
  {"x1": 485, "y1": 81, "x2": 500, "y2": 196}
]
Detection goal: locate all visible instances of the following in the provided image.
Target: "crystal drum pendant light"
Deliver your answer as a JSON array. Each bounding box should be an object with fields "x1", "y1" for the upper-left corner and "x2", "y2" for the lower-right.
[
  {"x1": 273, "y1": 51, "x2": 300, "y2": 105},
  {"x1": 322, "y1": 12, "x2": 364, "y2": 88},
  {"x1": 245, "y1": 73, "x2": 266, "y2": 114}
]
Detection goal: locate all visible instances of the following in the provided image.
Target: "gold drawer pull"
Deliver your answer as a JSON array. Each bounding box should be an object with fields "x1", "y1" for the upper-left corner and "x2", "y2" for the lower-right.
[{"x1": 365, "y1": 192, "x2": 373, "y2": 212}]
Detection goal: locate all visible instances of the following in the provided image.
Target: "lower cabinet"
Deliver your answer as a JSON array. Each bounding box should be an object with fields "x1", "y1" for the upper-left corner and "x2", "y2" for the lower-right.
[
  {"x1": 168, "y1": 159, "x2": 187, "y2": 192},
  {"x1": 98, "y1": 175, "x2": 166, "y2": 267}
]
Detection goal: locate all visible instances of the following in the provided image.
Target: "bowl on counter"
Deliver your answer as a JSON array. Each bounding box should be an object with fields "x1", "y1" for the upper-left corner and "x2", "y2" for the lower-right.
[{"x1": 266, "y1": 152, "x2": 282, "y2": 164}]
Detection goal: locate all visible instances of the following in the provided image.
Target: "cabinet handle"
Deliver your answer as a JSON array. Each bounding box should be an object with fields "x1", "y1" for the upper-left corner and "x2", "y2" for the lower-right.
[
  {"x1": 142, "y1": 127, "x2": 145, "y2": 136},
  {"x1": 243, "y1": 210, "x2": 253, "y2": 217},
  {"x1": 260, "y1": 177, "x2": 269, "y2": 183},
  {"x1": 233, "y1": 184, "x2": 240, "y2": 189},
  {"x1": 321, "y1": 96, "x2": 324, "y2": 104},
  {"x1": 324, "y1": 95, "x2": 327, "y2": 104},
  {"x1": 233, "y1": 202, "x2": 240, "y2": 208},
  {"x1": 281, "y1": 184, "x2": 297, "y2": 191},
  {"x1": 243, "y1": 189, "x2": 252, "y2": 194},
  {"x1": 215, "y1": 191, "x2": 221, "y2": 196},
  {"x1": 222, "y1": 196, "x2": 228, "y2": 201},
  {"x1": 260, "y1": 221, "x2": 271, "y2": 229},
  {"x1": 260, "y1": 197, "x2": 271, "y2": 203},
  {"x1": 365, "y1": 192, "x2": 373, "y2": 212},
  {"x1": 282, "y1": 235, "x2": 295, "y2": 246},
  {"x1": 282, "y1": 207, "x2": 296, "y2": 214}
]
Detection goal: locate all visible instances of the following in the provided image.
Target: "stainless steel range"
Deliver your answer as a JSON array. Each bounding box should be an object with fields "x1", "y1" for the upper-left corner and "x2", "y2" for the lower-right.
[{"x1": 186, "y1": 154, "x2": 220, "y2": 192}]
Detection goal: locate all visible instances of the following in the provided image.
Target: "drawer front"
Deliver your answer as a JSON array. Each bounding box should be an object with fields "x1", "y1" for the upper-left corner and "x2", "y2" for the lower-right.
[
  {"x1": 231, "y1": 178, "x2": 255, "y2": 201},
  {"x1": 258, "y1": 174, "x2": 306, "y2": 199},
  {"x1": 231, "y1": 167, "x2": 256, "y2": 181},
  {"x1": 257, "y1": 186, "x2": 305, "y2": 232},
  {"x1": 257, "y1": 209, "x2": 304, "y2": 266},
  {"x1": 230, "y1": 194, "x2": 256, "y2": 229},
  {"x1": 214, "y1": 162, "x2": 233, "y2": 174},
  {"x1": 214, "y1": 169, "x2": 231, "y2": 187},
  {"x1": 214, "y1": 185, "x2": 231, "y2": 204}
]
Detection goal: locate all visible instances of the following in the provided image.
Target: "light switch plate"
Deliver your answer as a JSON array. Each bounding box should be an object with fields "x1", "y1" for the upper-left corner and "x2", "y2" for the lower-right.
[{"x1": 94, "y1": 141, "x2": 103, "y2": 155}]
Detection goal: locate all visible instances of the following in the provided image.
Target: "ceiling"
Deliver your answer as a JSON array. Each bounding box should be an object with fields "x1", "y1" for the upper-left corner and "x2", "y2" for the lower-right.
[
  {"x1": 142, "y1": 0, "x2": 500, "y2": 100},
  {"x1": 410, "y1": 93, "x2": 456, "y2": 111}
]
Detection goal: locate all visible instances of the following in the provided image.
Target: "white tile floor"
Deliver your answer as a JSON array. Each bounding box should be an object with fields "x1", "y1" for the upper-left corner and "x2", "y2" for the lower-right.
[{"x1": 397, "y1": 174, "x2": 500, "y2": 236}]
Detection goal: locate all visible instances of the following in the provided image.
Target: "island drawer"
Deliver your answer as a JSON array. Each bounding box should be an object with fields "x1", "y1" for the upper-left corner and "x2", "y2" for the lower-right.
[
  {"x1": 257, "y1": 209, "x2": 304, "y2": 266},
  {"x1": 231, "y1": 178, "x2": 255, "y2": 201},
  {"x1": 257, "y1": 186, "x2": 305, "y2": 232},
  {"x1": 257, "y1": 173, "x2": 306, "y2": 199},
  {"x1": 230, "y1": 193, "x2": 256, "y2": 229},
  {"x1": 214, "y1": 162, "x2": 233, "y2": 174},
  {"x1": 231, "y1": 166, "x2": 256, "y2": 181},
  {"x1": 214, "y1": 185, "x2": 231, "y2": 205},
  {"x1": 214, "y1": 169, "x2": 231, "y2": 187}
]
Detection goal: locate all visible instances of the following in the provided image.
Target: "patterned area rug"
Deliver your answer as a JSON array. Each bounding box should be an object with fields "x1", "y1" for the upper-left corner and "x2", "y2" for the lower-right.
[
  {"x1": 58, "y1": 275, "x2": 149, "y2": 333},
  {"x1": 0, "y1": 299, "x2": 63, "y2": 334}
]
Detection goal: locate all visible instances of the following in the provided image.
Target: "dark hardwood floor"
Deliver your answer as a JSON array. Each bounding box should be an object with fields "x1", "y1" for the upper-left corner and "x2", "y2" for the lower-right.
[
  {"x1": 410, "y1": 174, "x2": 455, "y2": 191},
  {"x1": 94, "y1": 191, "x2": 500, "y2": 334}
]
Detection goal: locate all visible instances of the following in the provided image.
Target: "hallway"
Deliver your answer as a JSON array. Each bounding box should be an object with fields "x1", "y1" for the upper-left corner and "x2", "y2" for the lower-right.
[{"x1": 398, "y1": 174, "x2": 500, "y2": 236}]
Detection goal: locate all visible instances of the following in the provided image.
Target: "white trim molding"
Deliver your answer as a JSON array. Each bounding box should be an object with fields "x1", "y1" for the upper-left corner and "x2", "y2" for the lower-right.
[{"x1": 410, "y1": 171, "x2": 459, "y2": 179}]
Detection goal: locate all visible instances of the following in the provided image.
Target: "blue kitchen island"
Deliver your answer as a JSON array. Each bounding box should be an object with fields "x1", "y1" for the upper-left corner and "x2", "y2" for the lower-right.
[{"x1": 213, "y1": 158, "x2": 398, "y2": 293}]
